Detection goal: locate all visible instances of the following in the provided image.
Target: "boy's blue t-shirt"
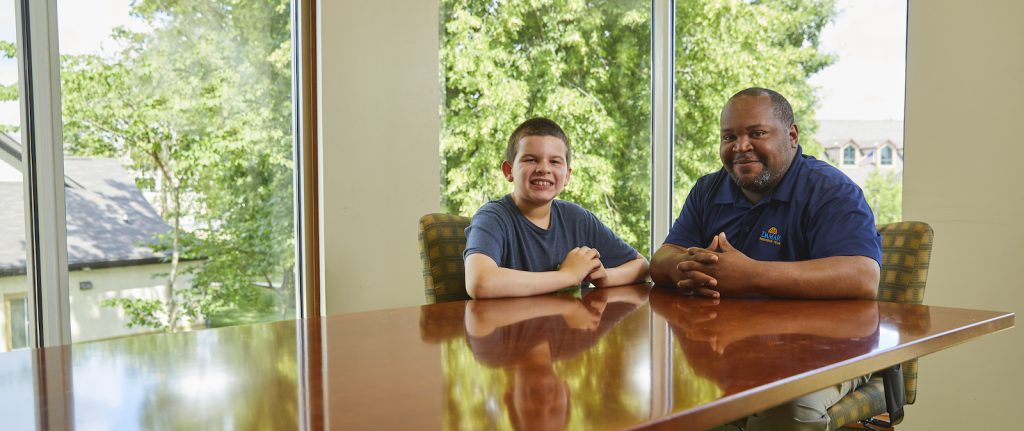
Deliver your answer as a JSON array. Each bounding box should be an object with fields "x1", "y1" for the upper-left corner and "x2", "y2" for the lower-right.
[{"x1": 464, "y1": 195, "x2": 638, "y2": 273}]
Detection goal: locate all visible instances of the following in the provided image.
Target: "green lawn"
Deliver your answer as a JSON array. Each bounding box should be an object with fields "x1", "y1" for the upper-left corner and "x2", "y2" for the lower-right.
[{"x1": 206, "y1": 288, "x2": 296, "y2": 328}]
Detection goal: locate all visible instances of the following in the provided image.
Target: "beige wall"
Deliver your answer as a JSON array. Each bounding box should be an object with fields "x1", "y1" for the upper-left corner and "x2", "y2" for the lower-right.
[
  {"x1": 903, "y1": 0, "x2": 1023, "y2": 428},
  {"x1": 317, "y1": 1, "x2": 440, "y2": 314}
]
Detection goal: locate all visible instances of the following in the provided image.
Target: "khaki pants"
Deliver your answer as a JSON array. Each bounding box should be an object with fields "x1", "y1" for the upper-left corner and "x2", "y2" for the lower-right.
[{"x1": 709, "y1": 375, "x2": 871, "y2": 431}]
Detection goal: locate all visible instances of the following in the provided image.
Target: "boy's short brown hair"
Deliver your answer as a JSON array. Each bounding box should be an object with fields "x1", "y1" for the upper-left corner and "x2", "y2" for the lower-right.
[{"x1": 506, "y1": 117, "x2": 572, "y2": 166}]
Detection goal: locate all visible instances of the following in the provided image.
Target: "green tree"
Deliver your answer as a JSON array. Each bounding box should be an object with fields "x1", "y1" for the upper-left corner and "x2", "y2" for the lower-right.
[
  {"x1": 440, "y1": 0, "x2": 836, "y2": 254},
  {"x1": 61, "y1": 0, "x2": 295, "y2": 331},
  {"x1": 862, "y1": 169, "x2": 902, "y2": 224},
  {"x1": 441, "y1": 0, "x2": 652, "y2": 251},
  {"x1": 1, "y1": 40, "x2": 17, "y2": 132},
  {"x1": 673, "y1": 0, "x2": 834, "y2": 210}
]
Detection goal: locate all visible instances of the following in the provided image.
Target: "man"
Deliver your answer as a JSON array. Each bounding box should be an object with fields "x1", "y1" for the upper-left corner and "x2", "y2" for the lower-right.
[{"x1": 650, "y1": 87, "x2": 882, "y2": 430}]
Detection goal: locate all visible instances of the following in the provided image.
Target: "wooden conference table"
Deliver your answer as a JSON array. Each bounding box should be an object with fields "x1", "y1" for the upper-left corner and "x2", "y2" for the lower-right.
[{"x1": 0, "y1": 284, "x2": 1013, "y2": 430}]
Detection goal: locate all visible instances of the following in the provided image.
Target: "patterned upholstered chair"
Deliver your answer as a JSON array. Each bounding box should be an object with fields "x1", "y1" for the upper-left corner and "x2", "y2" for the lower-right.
[
  {"x1": 828, "y1": 221, "x2": 934, "y2": 430},
  {"x1": 418, "y1": 213, "x2": 473, "y2": 304}
]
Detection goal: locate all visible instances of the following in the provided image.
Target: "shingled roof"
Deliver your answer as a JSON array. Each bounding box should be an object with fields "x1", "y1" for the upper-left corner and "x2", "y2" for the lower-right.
[
  {"x1": 0, "y1": 132, "x2": 172, "y2": 276},
  {"x1": 816, "y1": 120, "x2": 904, "y2": 149}
]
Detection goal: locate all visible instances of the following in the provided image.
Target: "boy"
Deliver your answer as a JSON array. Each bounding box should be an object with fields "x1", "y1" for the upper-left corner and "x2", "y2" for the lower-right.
[{"x1": 463, "y1": 117, "x2": 649, "y2": 298}]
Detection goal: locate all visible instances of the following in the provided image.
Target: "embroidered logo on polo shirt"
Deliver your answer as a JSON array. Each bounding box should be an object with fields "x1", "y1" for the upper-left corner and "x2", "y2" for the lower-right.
[{"x1": 759, "y1": 226, "x2": 782, "y2": 246}]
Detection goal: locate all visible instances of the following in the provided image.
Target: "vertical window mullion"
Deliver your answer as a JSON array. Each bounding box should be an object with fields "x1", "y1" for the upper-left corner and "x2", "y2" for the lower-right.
[
  {"x1": 651, "y1": 0, "x2": 674, "y2": 257},
  {"x1": 14, "y1": 0, "x2": 71, "y2": 348},
  {"x1": 651, "y1": 0, "x2": 675, "y2": 415},
  {"x1": 294, "y1": 0, "x2": 319, "y2": 320}
]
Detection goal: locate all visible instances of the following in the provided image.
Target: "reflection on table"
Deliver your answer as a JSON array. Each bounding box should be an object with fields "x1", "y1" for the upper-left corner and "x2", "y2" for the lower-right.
[
  {"x1": 456, "y1": 285, "x2": 651, "y2": 431},
  {"x1": 0, "y1": 319, "x2": 302, "y2": 430},
  {"x1": 0, "y1": 283, "x2": 1012, "y2": 430},
  {"x1": 651, "y1": 292, "x2": 883, "y2": 404}
]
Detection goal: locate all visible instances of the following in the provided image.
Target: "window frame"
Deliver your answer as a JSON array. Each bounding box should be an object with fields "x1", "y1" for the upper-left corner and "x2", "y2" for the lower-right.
[{"x1": 12, "y1": 0, "x2": 318, "y2": 348}]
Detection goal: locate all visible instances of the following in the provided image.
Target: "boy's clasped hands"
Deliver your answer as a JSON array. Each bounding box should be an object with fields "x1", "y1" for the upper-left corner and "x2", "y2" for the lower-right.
[{"x1": 559, "y1": 246, "x2": 611, "y2": 287}]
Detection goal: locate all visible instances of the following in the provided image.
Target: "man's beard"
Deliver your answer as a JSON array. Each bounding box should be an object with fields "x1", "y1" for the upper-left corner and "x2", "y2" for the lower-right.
[{"x1": 727, "y1": 160, "x2": 775, "y2": 193}]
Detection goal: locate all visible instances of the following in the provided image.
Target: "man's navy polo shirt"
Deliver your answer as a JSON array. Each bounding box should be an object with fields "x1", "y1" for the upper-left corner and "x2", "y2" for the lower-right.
[{"x1": 664, "y1": 146, "x2": 882, "y2": 265}]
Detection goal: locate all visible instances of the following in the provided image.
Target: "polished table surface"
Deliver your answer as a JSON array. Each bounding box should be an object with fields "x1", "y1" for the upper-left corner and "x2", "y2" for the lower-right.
[{"x1": 0, "y1": 285, "x2": 1013, "y2": 430}]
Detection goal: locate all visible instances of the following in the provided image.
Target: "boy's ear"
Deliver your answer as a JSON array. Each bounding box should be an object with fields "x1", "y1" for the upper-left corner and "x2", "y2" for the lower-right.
[
  {"x1": 565, "y1": 167, "x2": 572, "y2": 184},
  {"x1": 501, "y1": 160, "x2": 514, "y2": 182}
]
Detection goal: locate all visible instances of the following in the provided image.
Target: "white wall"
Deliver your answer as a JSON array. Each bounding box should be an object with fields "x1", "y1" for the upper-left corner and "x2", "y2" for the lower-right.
[
  {"x1": 902, "y1": 0, "x2": 1023, "y2": 428},
  {"x1": 317, "y1": 1, "x2": 440, "y2": 314},
  {"x1": 0, "y1": 262, "x2": 199, "y2": 350}
]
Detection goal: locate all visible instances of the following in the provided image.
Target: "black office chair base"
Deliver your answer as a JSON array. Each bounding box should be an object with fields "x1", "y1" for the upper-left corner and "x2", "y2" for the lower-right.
[{"x1": 859, "y1": 364, "x2": 906, "y2": 430}]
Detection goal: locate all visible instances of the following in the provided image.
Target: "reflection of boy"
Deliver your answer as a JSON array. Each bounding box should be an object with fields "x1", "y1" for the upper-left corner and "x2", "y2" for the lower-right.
[
  {"x1": 464, "y1": 117, "x2": 648, "y2": 298},
  {"x1": 465, "y1": 288, "x2": 646, "y2": 431}
]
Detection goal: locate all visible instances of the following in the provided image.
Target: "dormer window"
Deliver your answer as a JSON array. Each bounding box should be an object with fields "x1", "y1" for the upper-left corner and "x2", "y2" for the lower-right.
[
  {"x1": 880, "y1": 146, "x2": 893, "y2": 166},
  {"x1": 843, "y1": 145, "x2": 856, "y2": 166}
]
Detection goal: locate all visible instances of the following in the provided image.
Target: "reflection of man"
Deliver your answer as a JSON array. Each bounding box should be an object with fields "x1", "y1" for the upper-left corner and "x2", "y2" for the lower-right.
[
  {"x1": 465, "y1": 286, "x2": 648, "y2": 431},
  {"x1": 650, "y1": 88, "x2": 883, "y2": 431},
  {"x1": 650, "y1": 292, "x2": 879, "y2": 394}
]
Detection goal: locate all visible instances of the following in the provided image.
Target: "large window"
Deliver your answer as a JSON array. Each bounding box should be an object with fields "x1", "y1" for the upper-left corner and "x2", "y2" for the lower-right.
[
  {"x1": 672, "y1": 0, "x2": 906, "y2": 225},
  {"x1": 439, "y1": 1, "x2": 906, "y2": 254},
  {"x1": 439, "y1": 0, "x2": 652, "y2": 254},
  {"x1": 55, "y1": 1, "x2": 298, "y2": 341},
  {"x1": 808, "y1": 0, "x2": 906, "y2": 224},
  {"x1": 3, "y1": 0, "x2": 305, "y2": 349}
]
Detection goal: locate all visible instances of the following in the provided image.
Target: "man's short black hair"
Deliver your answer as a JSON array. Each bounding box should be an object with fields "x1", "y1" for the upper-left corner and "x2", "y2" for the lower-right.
[
  {"x1": 727, "y1": 87, "x2": 795, "y2": 126},
  {"x1": 506, "y1": 117, "x2": 572, "y2": 166}
]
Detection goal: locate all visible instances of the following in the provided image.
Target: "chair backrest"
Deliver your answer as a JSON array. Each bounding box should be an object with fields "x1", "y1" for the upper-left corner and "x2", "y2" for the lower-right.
[
  {"x1": 876, "y1": 221, "x2": 934, "y2": 404},
  {"x1": 877, "y1": 221, "x2": 934, "y2": 305},
  {"x1": 418, "y1": 213, "x2": 473, "y2": 304}
]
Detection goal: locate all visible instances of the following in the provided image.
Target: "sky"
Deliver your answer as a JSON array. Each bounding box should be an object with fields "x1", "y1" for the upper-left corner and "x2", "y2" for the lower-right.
[
  {"x1": 0, "y1": 0, "x2": 144, "y2": 128},
  {"x1": 0, "y1": 0, "x2": 908, "y2": 127},
  {"x1": 809, "y1": 0, "x2": 908, "y2": 120}
]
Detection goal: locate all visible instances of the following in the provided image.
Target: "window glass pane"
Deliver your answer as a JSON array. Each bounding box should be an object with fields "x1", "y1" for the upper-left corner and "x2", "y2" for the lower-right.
[
  {"x1": 673, "y1": 0, "x2": 906, "y2": 225},
  {"x1": 439, "y1": 0, "x2": 652, "y2": 255},
  {"x1": 57, "y1": 0, "x2": 297, "y2": 342},
  {"x1": 814, "y1": 1, "x2": 906, "y2": 224},
  {"x1": 1, "y1": 1, "x2": 33, "y2": 353},
  {"x1": 7, "y1": 296, "x2": 27, "y2": 349},
  {"x1": 844, "y1": 146, "x2": 856, "y2": 165}
]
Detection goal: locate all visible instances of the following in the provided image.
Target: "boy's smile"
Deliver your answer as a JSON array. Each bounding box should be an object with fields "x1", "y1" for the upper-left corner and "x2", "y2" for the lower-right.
[{"x1": 502, "y1": 135, "x2": 572, "y2": 212}]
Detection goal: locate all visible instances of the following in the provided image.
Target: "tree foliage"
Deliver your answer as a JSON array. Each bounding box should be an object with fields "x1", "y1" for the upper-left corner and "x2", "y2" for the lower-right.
[
  {"x1": 673, "y1": 0, "x2": 834, "y2": 211},
  {"x1": 441, "y1": 0, "x2": 652, "y2": 251},
  {"x1": 1, "y1": 40, "x2": 17, "y2": 132},
  {"x1": 862, "y1": 169, "x2": 902, "y2": 224},
  {"x1": 440, "y1": 0, "x2": 836, "y2": 254},
  {"x1": 62, "y1": 0, "x2": 295, "y2": 331}
]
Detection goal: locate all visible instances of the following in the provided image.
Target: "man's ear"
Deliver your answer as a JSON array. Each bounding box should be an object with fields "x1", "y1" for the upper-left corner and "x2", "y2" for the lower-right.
[
  {"x1": 501, "y1": 160, "x2": 514, "y2": 182},
  {"x1": 789, "y1": 123, "x2": 799, "y2": 148}
]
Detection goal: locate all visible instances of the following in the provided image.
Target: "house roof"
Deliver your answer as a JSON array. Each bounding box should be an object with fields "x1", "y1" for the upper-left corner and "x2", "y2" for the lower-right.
[
  {"x1": 816, "y1": 120, "x2": 904, "y2": 149},
  {"x1": 0, "y1": 132, "x2": 172, "y2": 275}
]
